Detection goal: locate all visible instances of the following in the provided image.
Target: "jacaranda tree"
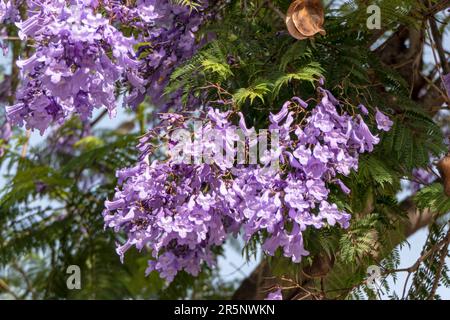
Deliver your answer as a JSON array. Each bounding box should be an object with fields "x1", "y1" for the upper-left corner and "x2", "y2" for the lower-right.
[{"x1": 0, "y1": 0, "x2": 449, "y2": 300}]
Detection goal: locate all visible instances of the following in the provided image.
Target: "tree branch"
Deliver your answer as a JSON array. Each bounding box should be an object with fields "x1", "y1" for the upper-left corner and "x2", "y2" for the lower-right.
[{"x1": 428, "y1": 225, "x2": 450, "y2": 299}]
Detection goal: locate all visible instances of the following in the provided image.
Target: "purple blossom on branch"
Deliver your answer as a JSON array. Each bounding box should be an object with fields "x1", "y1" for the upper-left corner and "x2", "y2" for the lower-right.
[
  {"x1": 375, "y1": 108, "x2": 394, "y2": 132},
  {"x1": 7, "y1": 0, "x2": 142, "y2": 134},
  {"x1": 265, "y1": 288, "x2": 282, "y2": 300},
  {"x1": 104, "y1": 86, "x2": 387, "y2": 283}
]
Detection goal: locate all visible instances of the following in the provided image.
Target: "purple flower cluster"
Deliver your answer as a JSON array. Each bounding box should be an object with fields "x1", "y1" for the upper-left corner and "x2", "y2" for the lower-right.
[
  {"x1": 0, "y1": 0, "x2": 21, "y2": 55},
  {"x1": 6, "y1": 0, "x2": 211, "y2": 134},
  {"x1": 104, "y1": 87, "x2": 390, "y2": 282},
  {"x1": 6, "y1": 0, "x2": 142, "y2": 134},
  {"x1": 103, "y1": 110, "x2": 240, "y2": 281},
  {"x1": 104, "y1": 160, "x2": 239, "y2": 282},
  {"x1": 410, "y1": 167, "x2": 436, "y2": 193},
  {"x1": 117, "y1": 0, "x2": 212, "y2": 110},
  {"x1": 0, "y1": 0, "x2": 19, "y2": 24}
]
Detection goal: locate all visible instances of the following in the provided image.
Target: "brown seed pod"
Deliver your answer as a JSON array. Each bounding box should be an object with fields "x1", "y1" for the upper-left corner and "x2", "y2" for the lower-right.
[
  {"x1": 285, "y1": 0, "x2": 326, "y2": 40},
  {"x1": 438, "y1": 154, "x2": 450, "y2": 197}
]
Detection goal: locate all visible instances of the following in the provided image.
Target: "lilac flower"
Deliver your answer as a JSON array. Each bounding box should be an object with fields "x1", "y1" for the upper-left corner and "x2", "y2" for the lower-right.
[
  {"x1": 358, "y1": 104, "x2": 369, "y2": 115},
  {"x1": 283, "y1": 226, "x2": 309, "y2": 262},
  {"x1": 313, "y1": 144, "x2": 333, "y2": 163},
  {"x1": 265, "y1": 289, "x2": 282, "y2": 300},
  {"x1": 443, "y1": 73, "x2": 450, "y2": 97},
  {"x1": 262, "y1": 228, "x2": 288, "y2": 256},
  {"x1": 375, "y1": 108, "x2": 394, "y2": 132},
  {"x1": 0, "y1": 0, "x2": 19, "y2": 24},
  {"x1": 269, "y1": 101, "x2": 290, "y2": 124},
  {"x1": 305, "y1": 157, "x2": 327, "y2": 179},
  {"x1": 8, "y1": 1, "x2": 143, "y2": 134},
  {"x1": 352, "y1": 116, "x2": 380, "y2": 152},
  {"x1": 319, "y1": 201, "x2": 351, "y2": 228},
  {"x1": 291, "y1": 96, "x2": 308, "y2": 108},
  {"x1": 285, "y1": 182, "x2": 309, "y2": 211},
  {"x1": 0, "y1": 0, "x2": 20, "y2": 55},
  {"x1": 293, "y1": 145, "x2": 311, "y2": 165},
  {"x1": 311, "y1": 107, "x2": 334, "y2": 133},
  {"x1": 335, "y1": 179, "x2": 351, "y2": 194},
  {"x1": 119, "y1": 0, "x2": 213, "y2": 110},
  {"x1": 306, "y1": 179, "x2": 328, "y2": 201}
]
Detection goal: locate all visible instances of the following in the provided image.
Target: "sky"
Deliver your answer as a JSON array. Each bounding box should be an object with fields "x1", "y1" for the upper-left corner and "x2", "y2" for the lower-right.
[{"x1": 1, "y1": 2, "x2": 450, "y2": 300}]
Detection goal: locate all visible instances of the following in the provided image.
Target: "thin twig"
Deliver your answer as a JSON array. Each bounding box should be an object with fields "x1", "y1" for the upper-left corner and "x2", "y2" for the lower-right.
[
  {"x1": 20, "y1": 129, "x2": 31, "y2": 158},
  {"x1": 12, "y1": 262, "x2": 37, "y2": 299},
  {"x1": 428, "y1": 226, "x2": 450, "y2": 300},
  {"x1": 428, "y1": 16, "x2": 449, "y2": 75},
  {"x1": 266, "y1": 1, "x2": 286, "y2": 21}
]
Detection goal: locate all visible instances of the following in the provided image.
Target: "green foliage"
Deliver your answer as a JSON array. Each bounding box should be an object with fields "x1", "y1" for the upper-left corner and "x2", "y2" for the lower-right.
[
  {"x1": 358, "y1": 156, "x2": 398, "y2": 189},
  {"x1": 165, "y1": 41, "x2": 234, "y2": 105},
  {"x1": 233, "y1": 82, "x2": 273, "y2": 106},
  {"x1": 335, "y1": 0, "x2": 425, "y2": 29},
  {"x1": 338, "y1": 215, "x2": 380, "y2": 263},
  {"x1": 272, "y1": 62, "x2": 323, "y2": 97},
  {"x1": 171, "y1": 0, "x2": 203, "y2": 10},
  {"x1": 407, "y1": 223, "x2": 450, "y2": 300},
  {"x1": 415, "y1": 184, "x2": 450, "y2": 215}
]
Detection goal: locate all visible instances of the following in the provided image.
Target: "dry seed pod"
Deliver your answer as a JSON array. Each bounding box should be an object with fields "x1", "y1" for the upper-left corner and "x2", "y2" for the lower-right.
[
  {"x1": 438, "y1": 154, "x2": 450, "y2": 197},
  {"x1": 285, "y1": 0, "x2": 326, "y2": 40}
]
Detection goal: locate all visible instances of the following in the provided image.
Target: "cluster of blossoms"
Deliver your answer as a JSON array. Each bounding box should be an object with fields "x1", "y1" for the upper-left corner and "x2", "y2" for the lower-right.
[
  {"x1": 103, "y1": 86, "x2": 392, "y2": 282},
  {"x1": 265, "y1": 288, "x2": 282, "y2": 300},
  {"x1": 0, "y1": 1, "x2": 17, "y2": 155},
  {"x1": 5, "y1": 0, "x2": 211, "y2": 134},
  {"x1": 0, "y1": 0, "x2": 18, "y2": 23},
  {"x1": 3, "y1": 0, "x2": 396, "y2": 285},
  {"x1": 112, "y1": 0, "x2": 212, "y2": 110},
  {"x1": 0, "y1": 0, "x2": 16, "y2": 21},
  {"x1": 6, "y1": 0, "x2": 143, "y2": 134}
]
